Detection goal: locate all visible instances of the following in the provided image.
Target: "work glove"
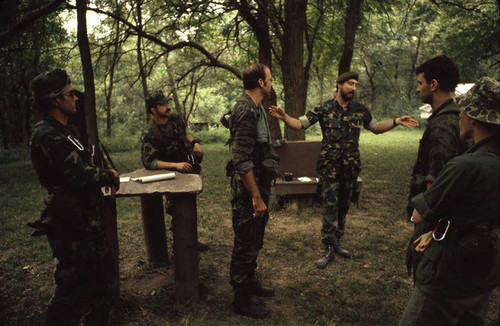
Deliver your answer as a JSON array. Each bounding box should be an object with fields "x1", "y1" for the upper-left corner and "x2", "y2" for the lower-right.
[{"x1": 414, "y1": 231, "x2": 432, "y2": 252}]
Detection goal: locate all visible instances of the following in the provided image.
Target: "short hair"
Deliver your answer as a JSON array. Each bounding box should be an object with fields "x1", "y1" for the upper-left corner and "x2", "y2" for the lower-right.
[
  {"x1": 416, "y1": 54, "x2": 459, "y2": 92},
  {"x1": 242, "y1": 63, "x2": 268, "y2": 90}
]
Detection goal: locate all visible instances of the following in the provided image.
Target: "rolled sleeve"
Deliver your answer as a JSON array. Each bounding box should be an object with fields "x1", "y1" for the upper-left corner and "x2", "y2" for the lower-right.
[
  {"x1": 411, "y1": 193, "x2": 436, "y2": 222},
  {"x1": 299, "y1": 115, "x2": 311, "y2": 129},
  {"x1": 368, "y1": 117, "x2": 378, "y2": 131}
]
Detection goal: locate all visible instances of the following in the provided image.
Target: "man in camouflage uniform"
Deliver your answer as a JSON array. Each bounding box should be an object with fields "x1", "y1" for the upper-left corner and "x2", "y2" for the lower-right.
[
  {"x1": 29, "y1": 69, "x2": 120, "y2": 325},
  {"x1": 270, "y1": 72, "x2": 418, "y2": 269},
  {"x1": 227, "y1": 63, "x2": 277, "y2": 318},
  {"x1": 405, "y1": 55, "x2": 470, "y2": 281},
  {"x1": 140, "y1": 90, "x2": 206, "y2": 249},
  {"x1": 400, "y1": 77, "x2": 500, "y2": 326},
  {"x1": 141, "y1": 90, "x2": 203, "y2": 174}
]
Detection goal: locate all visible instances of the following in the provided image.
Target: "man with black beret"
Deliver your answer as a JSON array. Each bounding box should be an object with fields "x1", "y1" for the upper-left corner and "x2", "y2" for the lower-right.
[
  {"x1": 29, "y1": 68, "x2": 120, "y2": 325},
  {"x1": 270, "y1": 71, "x2": 418, "y2": 269}
]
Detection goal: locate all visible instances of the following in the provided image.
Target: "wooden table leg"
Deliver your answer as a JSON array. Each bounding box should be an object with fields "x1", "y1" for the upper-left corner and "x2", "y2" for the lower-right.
[
  {"x1": 140, "y1": 194, "x2": 169, "y2": 264},
  {"x1": 171, "y1": 194, "x2": 200, "y2": 303},
  {"x1": 103, "y1": 196, "x2": 120, "y2": 298}
]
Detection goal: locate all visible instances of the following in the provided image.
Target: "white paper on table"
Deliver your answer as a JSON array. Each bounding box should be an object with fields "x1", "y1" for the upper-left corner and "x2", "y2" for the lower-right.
[
  {"x1": 120, "y1": 177, "x2": 131, "y2": 183},
  {"x1": 297, "y1": 177, "x2": 312, "y2": 182},
  {"x1": 131, "y1": 172, "x2": 176, "y2": 183}
]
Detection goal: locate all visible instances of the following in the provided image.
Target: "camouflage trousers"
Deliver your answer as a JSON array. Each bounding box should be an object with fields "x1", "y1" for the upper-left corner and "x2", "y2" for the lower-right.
[
  {"x1": 45, "y1": 210, "x2": 114, "y2": 326},
  {"x1": 318, "y1": 163, "x2": 357, "y2": 244},
  {"x1": 229, "y1": 174, "x2": 270, "y2": 289}
]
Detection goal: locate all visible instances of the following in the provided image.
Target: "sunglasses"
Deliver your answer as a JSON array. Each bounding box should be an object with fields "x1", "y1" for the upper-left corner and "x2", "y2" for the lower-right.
[{"x1": 61, "y1": 90, "x2": 76, "y2": 98}]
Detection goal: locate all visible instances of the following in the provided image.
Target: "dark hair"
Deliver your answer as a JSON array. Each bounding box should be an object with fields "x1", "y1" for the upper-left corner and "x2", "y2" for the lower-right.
[
  {"x1": 242, "y1": 63, "x2": 268, "y2": 90},
  {"x1": 416, "y1": 54, "x2": 459, "y2": 92}
]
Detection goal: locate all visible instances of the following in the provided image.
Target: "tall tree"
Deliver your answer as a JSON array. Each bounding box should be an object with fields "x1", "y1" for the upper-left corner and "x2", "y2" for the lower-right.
[
  {"x1": 338, "y1": 0, "x2": 364, "y2": 74},
  {"x1": 76, "y1": 0, "x2": 101, "y2": 163}
]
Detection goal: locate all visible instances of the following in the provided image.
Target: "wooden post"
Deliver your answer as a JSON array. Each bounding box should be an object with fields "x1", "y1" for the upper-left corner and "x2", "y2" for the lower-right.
[
  {"x1": 171, "y1": 194, "x2": 200, "y2": 303},
  {"x1": 102, "y1": 196, "x2": 120, "y2": 298},
  {"x1": 140, "y1": 194, "x2": 169, "y2": 264}
]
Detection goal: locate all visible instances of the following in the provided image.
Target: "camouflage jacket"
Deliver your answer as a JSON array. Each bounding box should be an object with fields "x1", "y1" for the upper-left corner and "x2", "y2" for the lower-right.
[
  {"x1": 141, "y1": 114, "x2": 192, "y2": 170},
  {"x1": 30, "y1": 116, "x2": 116, "y2": 198},
  {"x1": 228, "y1": 94, "x2": 272, "y2": 176},
  {"x1": 30, "y1": 116, "x2": 116, "y2": 234},
  {"x1": 299, "y1": 99, "x2": 376, "y2": 173},
  {"x1": 409, "y1": 99, "x2": 469, "y2": 197}
]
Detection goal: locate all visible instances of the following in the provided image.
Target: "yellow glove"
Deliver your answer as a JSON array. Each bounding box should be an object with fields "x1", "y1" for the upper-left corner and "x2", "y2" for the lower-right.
[{"x1": 414, "y1": 231, "x2": 433, "y2": 252}]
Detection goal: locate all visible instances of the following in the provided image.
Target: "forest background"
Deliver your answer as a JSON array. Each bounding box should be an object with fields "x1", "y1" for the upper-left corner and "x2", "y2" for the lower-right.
[{"x1": 0, "y1": 0, "x2": 499, "y2": 155}]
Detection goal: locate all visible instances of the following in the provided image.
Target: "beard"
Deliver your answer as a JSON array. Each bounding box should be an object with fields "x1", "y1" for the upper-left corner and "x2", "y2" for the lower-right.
[
  {"x1": 340, "y1": 88, "x2": 355, "y2": 101},
  {"x1": 158, "y1": 109, "x2": 171, "y2": 119}
]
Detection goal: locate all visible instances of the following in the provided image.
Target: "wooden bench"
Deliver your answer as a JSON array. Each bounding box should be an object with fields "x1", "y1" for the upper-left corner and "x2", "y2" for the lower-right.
[{"x1": 273, "y1": 140, "x2": 362, "y2": 207}]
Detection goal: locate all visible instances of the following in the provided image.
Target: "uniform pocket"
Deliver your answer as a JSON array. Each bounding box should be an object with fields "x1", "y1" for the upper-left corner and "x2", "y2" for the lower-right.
[{"x1": 416, "y1": 241, "x2": 443, "y2": 285}]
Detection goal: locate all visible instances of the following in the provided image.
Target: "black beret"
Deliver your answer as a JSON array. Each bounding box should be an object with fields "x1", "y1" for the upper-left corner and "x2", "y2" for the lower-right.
[{"x1": 337, "y1": 71, "x2": 359, "y2": 84}]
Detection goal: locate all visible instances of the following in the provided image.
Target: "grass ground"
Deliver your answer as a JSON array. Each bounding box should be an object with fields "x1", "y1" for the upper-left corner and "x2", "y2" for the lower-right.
[{"x1": 0, "y1": 129, "x2": 498, "y2": 325}]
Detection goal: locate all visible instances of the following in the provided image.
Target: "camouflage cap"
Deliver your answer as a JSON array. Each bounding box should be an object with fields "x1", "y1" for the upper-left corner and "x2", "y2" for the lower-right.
[
  {"x1": 458, "y1": 77, "x2": 500, "y2": 125},
  {"x1": 146, "y1": 90, "x2": 171, "y2": 110},
  {"x1": 337, "y1": 71, "x2": 359, "y2": 84},
  {"x1": 30, "y1": 69, "x2": 70, "y2": 101}
]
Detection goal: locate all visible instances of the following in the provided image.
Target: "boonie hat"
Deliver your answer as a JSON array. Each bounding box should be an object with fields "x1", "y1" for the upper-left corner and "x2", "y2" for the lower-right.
[
  {"x1": 458, "y1": 77, "x2": 500, "y2": 125},
  {"x1": 337, "y1": 71, "x2": 359, "y2": 84}
]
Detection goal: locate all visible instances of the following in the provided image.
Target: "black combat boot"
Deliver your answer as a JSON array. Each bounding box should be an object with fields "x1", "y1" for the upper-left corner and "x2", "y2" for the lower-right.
[
  {"x1": 233, "y1": 289, "x2": 271, "y2": 318},
  {"x1": 333, "y1": 239, "x2": 351, "y2": 259},
  {"x1": 315, "y1": 244, "x2": 335, "y2": 269},
  {"x1": 246, "y1": 278, "x2": 275, "y2": 297}
]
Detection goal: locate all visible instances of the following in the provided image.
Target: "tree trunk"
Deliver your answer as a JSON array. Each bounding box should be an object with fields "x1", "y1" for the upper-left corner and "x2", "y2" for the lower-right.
[
  {"x1": 407, "y1": 29, "x2": 423, "y2": 101},
  {"x1": 281, "y1": 0, "x2": 307, "y2": 141},
  {"x1": 135, "y1": 0, "x2": 149, "y2": 122},
  {"x1": 256, "y1": 1, "x2": 282, "y2": 141},
  {"x1": 76, "y1": 0, "x2": 101, "y2": 166},
  {"x1": 105, "y1": 17, "x2": 121, "y2": 137},
  {"x1": 165, "y1": 54, "x2": 184, "y2": 118},
  {"x1": 338, "y1": 0, "x2": 364, "y2": 75}
]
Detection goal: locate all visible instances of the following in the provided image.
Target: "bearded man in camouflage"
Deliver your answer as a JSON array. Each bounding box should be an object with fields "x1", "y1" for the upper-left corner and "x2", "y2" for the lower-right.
[
  {"x1": 29, "y1": 69, "x2": 120, "y2": 325},
  {"x1": 141, "y1": 90, "x2": 203, "y2": 174},
  {"x1": 270, "y1": 72, "x2": 418, "y2": 269}
]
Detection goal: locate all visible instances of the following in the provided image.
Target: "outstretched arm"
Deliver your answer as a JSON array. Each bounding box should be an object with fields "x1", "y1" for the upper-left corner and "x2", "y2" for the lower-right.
[
  {"x1": 268, "y1": 105, "x2": 304, "y2": 131},
  {"x1": 371, "y1": 115, "x2": 419, "y2": 134}
]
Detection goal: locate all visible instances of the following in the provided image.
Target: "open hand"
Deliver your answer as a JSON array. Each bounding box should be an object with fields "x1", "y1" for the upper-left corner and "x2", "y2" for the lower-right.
[
  {"x1": 397, "y1": 115, "x2": 419, "y2": 128},
  {"x1": 268, "y1": 105, "x2": 286, "y2": 119}
]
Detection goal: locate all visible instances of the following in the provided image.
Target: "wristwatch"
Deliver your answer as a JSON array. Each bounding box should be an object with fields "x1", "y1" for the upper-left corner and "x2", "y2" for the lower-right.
[
  {"x1": 191, "y1": 139, "x2": 201, "y2": 146},
  {"x1": 393, "y1": 118, "x2": 398, "y2": 127}
]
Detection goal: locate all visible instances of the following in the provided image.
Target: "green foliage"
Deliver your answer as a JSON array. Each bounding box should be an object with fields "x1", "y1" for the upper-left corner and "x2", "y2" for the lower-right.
[{"x1": 192, "y1": 127, "x2": 230, "y2": 144}]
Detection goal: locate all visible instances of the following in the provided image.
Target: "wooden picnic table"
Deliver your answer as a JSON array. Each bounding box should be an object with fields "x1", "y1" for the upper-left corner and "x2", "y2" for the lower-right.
[{"x1": 103, "y1": 169, "x2": 203, "y2": 303}]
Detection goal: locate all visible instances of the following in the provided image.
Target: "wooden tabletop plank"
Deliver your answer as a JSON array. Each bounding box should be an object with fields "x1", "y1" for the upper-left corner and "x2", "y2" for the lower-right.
[{"x1": 115, "y1": 169, "x2": 202, "y2": 197}]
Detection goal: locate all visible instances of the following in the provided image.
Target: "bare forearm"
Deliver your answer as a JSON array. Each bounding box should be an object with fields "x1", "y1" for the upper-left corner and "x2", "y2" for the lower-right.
[
  {"x1": 240, "y1": 169, "x2": 262, "y2": 199},
  {"x1": 282, "y1": 114, "x2": 304, "y2": 131}
]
